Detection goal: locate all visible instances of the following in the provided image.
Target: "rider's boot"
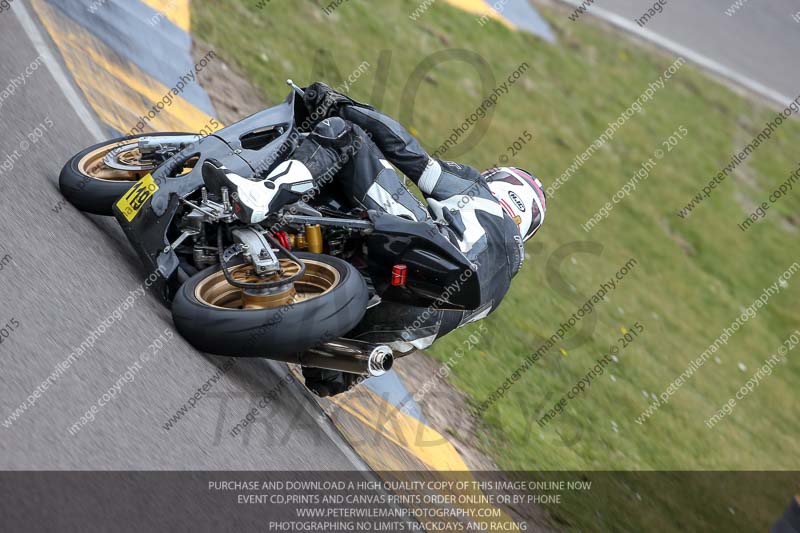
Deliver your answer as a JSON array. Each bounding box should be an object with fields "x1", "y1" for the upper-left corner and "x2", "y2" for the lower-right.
[
  {"x1": 201, "y1": 116, "x2": 392, "y2": 225},
  {"x1": 201, "y1": 158, "x2": 314, "y2": 224}
]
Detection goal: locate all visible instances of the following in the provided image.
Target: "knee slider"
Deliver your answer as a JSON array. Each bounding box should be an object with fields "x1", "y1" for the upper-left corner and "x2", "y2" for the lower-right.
[{"x1": 310, "y1": 116, "x2": 352, "y2": 148}]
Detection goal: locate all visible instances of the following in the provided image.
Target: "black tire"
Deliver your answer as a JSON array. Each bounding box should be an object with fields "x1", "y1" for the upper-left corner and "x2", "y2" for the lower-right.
[
  {"x1": 58, "y1": 132, "x2": 191, "y2": 216},
  {"x1": 171, "y1": 252, "x2": 368, "y2": 358}
]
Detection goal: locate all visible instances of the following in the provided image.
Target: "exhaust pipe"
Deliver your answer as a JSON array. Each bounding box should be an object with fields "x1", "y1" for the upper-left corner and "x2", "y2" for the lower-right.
[{"x1": 299, "y1": 339, "x2": 394, "y2": 377}]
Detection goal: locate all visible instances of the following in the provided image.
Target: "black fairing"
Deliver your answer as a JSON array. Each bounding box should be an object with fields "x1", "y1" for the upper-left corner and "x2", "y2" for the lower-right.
[
  {"x1": 364, "y1": 211, "x2": 481, "y2": 311},
  {"x1": 112, "y1": 92, "x2": 300, "y2": 301},
  {"x1": 110, "y1": 90, "x2": 479, "y2": 308}
]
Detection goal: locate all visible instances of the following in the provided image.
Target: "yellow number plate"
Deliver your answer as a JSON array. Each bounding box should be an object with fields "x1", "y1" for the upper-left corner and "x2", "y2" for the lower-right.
[{"x1": 117, "y1": 173, "x2": 158, "y2": 222}]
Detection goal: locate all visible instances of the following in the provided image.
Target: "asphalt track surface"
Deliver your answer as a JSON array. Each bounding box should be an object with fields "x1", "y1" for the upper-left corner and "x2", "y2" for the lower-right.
[
  {"x1": 3, "y1": 0, "x2": 793, "y2": 472},
  {"x1": 585, "y1": 0, "x2": 800, "y2": 102},
  {"x1": 0, "y1": 6, "x2": 367, "y2": 471}
]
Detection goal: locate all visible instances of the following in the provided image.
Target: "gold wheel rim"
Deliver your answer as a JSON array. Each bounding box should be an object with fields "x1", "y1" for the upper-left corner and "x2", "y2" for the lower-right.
[
  {"x1": 77, "y1": 140, "x2": 197, "y2": 182},
  {"x1": 194, "y1": 258, "x2": 341, "y2": 310}
]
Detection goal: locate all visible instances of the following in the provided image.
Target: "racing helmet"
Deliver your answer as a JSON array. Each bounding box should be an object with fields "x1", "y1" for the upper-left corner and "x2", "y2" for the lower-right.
[{"x1": 482, "y1": 167, "x2": 546, "y2": 242}]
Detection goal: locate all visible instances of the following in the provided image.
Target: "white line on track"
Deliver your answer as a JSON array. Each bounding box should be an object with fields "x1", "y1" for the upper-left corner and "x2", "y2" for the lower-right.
[
  {"x1": 12, "y1": 0, "x2": 105, "y2": 142},
  {"x1": 264, "y1": 360, "x2": 371, "y2": 472},
  {"x1": 13, "y1": 0, "x2": 371, "y2": 472},
  {"x1": 557, "y1": 0, "x2": 794, "y2": 108}
]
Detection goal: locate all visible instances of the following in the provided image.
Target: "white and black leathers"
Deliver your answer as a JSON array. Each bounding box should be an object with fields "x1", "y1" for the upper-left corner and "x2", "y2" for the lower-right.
[{"x1": 203, "y1": 82, "x2": 525, "y2": 355}]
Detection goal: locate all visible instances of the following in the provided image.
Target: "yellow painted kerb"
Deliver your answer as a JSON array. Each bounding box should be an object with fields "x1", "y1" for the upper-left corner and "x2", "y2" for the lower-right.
[
  {"x1": 331, "y1": 390, "x2": 470, "y2": 471},
  {"x1": 31, "y1": 0, "x2": 213, "y2": 135},
  {"x1": 329, "y1": 389, "x2": 521, "y2": 530},
  {"x1": 444, "y1": 0, "x2": 515, "y2": 28},
  {"x1": 140, "y1": 0, "x2": 191, "y2": 32}
]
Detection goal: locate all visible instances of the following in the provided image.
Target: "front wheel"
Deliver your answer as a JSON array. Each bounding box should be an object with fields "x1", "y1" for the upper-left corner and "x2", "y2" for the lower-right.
[
  {"x1": 58, "y1": 132, "x2": 194, "y2": 216},
  {"x1": 171, "y1": 253, "x2": 369, "y2": 358}
]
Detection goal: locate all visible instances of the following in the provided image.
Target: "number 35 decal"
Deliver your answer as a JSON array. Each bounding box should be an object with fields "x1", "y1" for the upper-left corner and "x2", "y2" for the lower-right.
[{"x1": 116, "y1": 174, "x2": 159, "y2": 222}]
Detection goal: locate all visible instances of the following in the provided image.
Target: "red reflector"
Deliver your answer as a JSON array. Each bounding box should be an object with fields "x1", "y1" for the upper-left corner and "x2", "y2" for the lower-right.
[{"x1": 391, "y1": 264, "x2": 408, "y2": 287}]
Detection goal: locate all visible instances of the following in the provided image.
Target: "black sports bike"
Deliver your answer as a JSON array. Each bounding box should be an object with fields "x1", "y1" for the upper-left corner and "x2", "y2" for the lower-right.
[{"x1": 59, "y1": 82, "x2": 480, "y2": 379}]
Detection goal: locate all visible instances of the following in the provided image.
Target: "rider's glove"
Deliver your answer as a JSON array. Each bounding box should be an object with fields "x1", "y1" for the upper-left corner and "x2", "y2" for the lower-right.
[{"x1": 302, "y1": 81, "x2": 372, "y2": 125}]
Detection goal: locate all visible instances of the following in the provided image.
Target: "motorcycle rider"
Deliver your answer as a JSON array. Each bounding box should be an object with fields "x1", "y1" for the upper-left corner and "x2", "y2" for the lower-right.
[{"x1": 203, "y1": 82, "x2": 546, "y2": 396}]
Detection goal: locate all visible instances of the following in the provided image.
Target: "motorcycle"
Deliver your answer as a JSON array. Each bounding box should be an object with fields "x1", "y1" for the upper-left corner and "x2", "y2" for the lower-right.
[{"x1": 59, "y1": 81, "x2": 481, "y2": 380}]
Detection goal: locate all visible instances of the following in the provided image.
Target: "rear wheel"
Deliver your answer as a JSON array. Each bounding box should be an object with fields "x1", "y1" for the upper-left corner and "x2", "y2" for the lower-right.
[
  {"x1": 171, "y1": 253, "x2": 368, "y2": 358},
  {"x1": 58, "y1": 132, "x2": 196, "y2": 216}
]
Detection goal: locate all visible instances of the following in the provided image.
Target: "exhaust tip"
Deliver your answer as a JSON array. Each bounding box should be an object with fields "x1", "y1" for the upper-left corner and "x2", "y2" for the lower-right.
[{"x1": 368, "y1": 346, "x2": 394, "y2": 376}]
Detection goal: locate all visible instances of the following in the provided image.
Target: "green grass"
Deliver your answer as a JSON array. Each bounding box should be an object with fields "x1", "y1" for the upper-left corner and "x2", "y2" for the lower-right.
[{"x1": 193, "y1": 1, "x2": 800, "y2": 530}]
